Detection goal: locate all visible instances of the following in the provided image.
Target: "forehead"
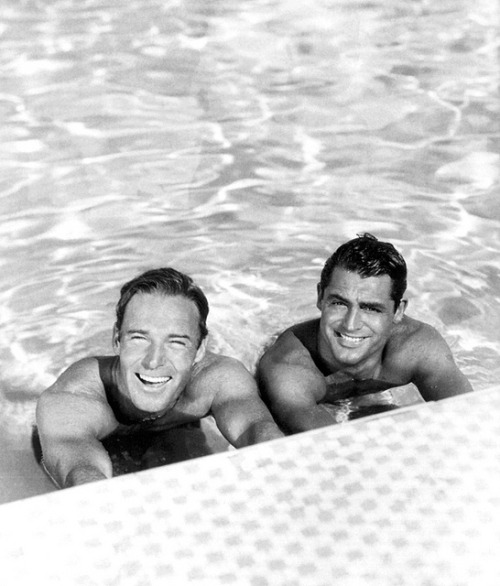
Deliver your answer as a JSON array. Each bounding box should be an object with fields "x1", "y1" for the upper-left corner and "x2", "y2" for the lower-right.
[
  {"x1": 122, "y1": 292, "x2": 200, "y2": 332},
  {"x1": 324, "y1": 267, "x2": 393, "y2": 303}
]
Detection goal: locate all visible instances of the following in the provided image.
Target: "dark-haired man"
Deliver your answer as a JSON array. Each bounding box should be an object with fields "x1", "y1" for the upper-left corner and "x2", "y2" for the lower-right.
[
  {"x1": 37, "y1": 268, "x2": 283, "y2": 488},
  {"x1": 257, "y1": 234, "x2": 473, "y2": 434}
]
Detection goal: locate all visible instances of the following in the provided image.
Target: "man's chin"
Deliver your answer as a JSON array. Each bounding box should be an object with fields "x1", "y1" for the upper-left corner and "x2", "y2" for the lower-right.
[
  {"x1": 130, "y1": 389, "x2": 176, "y2": 414},
  {"x1": 331, "y1": 343, "x2": 367, "y2": 366}
]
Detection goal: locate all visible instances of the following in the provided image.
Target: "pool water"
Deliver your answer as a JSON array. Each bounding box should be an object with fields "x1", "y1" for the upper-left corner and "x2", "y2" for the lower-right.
[{"x1": 0, "y1": 0, "x2": 499, "y2": 497}]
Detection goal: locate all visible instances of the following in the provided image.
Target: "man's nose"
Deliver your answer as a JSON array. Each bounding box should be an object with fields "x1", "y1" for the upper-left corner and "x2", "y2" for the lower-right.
[
  {"x1": 144, "y1": 344, "x2": 167, "y2": 369},
  {"x1": 343, "y1": 306, "x2": 361, "y2": 331}
]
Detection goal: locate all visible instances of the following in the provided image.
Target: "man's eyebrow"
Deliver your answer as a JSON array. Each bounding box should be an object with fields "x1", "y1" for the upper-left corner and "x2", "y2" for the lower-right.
[
  {"x1": 325, "y1": 293, "x2": 388, "y2": 310},
  {"x1": 125, "y1": 329, "x2": 194, "y2": 340},
  {"x1": 324, "y1": 292, "x2": 348, "y2": 303},
  {"x1": 124, "y1": 328, "x2": 148, "y2": 335},
  {"x1": 360, "y1": 301, "x2": 387, "y2": 310}
]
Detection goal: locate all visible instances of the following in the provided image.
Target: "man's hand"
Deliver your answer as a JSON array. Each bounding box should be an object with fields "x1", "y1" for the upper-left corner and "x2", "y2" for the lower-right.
[
  {"x1": 235, "y1": 420, "x2": 284, "y2": 446},
  {"x1": 204, "y1": 356, "x2": 284, "y2": 447},
  {"x1": 64, "y1": 465, "x2": 109, "y2": 488}
]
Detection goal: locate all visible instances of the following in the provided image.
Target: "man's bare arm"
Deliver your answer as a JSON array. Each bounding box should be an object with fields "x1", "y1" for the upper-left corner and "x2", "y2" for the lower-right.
[
  {"x1": 200, "y1": 356, "x2": 284, "y2": 448},
  {"x1": 36, "y1": 358, "x2": 118, "y2": 488},
  {"x1": 257, "y1": 331, "x2": 339, "y2": 434},
  {"x1": 410, "y1": 326, "x2": 473, "y2": 401}
]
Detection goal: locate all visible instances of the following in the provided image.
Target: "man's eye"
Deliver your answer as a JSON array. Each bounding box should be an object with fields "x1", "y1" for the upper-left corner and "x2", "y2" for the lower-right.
[{"x1": 171, "y1": 340, "x2": 187, "y2": 347}]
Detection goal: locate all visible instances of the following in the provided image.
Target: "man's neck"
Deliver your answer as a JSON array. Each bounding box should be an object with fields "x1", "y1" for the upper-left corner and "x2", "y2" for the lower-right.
[{"x1": 317, "y1": 339, "x2": 384, "y2": 382}]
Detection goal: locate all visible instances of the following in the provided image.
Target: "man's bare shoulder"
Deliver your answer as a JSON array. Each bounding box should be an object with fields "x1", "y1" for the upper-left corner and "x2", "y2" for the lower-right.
[
  {"x1": 389, "y1": 315, "x2": 449, "y2": 360},
  {"x1": 388, "y1": 315, "x2": 472, "y2": 399},
  {"x1": 188, "y1": 350, "x2": 258, "y2": 401},
  {"x1": 192, "y1": 351, "x2": 250, "y2": 382},
  {"x1": 260, "y1": 326, "x2": 315, "y2": 368},
  {"x1": 44, "y1": 356, "x2": 107, "y2": 400},
  {"x1": 37, "y1": 356, "x2": 118, "y2": 441},
  {"x1": 394, "y1": 315, "x2": 442, "y2": 340}
]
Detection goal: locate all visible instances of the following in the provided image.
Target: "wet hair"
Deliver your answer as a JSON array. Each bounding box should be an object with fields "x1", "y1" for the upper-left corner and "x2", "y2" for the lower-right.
[
  {"x1": 115, "y1": 267, "x2": 209, "y2": 343},
  {"x1": 318, "y1": 233, "x2": 407, "y2": 307}
]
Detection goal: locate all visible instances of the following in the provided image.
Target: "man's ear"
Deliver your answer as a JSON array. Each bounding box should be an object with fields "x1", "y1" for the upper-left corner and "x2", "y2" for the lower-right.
[
  {"x1": 195, "y1": 336, "x2": 208, "y2": 363},
  {"x1": 316, "y1": 283, "x2": 323, "y2": 311},
  {"x1": 393, "y1": 299, "x2": 407, "y2": 324},
  {"x1": 112, "y1": 324, "x2": 120, "y2": 354}
]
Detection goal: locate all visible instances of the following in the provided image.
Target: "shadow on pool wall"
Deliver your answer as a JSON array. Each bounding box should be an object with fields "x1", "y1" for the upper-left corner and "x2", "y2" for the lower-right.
[
  {"x1": 0, "y1": 415, "x2": 232, "y2": 504},
  {"x1": 2, "y1": 388, "x2": 424, "y2": 505}
]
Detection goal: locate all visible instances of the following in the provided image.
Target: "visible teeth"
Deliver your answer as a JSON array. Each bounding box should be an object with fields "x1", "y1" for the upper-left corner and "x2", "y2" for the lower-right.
[
  {"x1": 137, "y1": 374, "x2": 171, "y2": 384},
  {"x1": 339, "y1": 333, "x2": 364, "y2": 341}
]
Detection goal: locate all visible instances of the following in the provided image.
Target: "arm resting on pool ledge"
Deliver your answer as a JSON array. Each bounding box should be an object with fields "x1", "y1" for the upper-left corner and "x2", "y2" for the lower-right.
[
  {"x1": 232, "y1": 419, "x2": 285, "y2": 447},
  {"x1": 37, "y1": 391, "x2": 115, "y2": 488},
  {"x1": 258, "y1": 371, "x2": 339, "y2": 434},
  {"x1": 257, "y1": 345, "x2": 338, "y2": 434},
  {"x1": 203, "y1": 356, "x2": 285, "y2": 447},
  {"x1": 45, "y1": 439, "x2": 112, "y2": 488},
  {"x1": 64, "y1": 463, "x2": 109, "y2": 488},
  {"x1": 36, "y1": 361, "x2": 117, "y2": 488},
  {"x1": 410, "y1": 325, "x2": 474, "y2": 401}
]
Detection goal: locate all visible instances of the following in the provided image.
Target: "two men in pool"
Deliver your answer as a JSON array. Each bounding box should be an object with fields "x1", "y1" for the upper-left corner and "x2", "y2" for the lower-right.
[
  {"x1": 36, "y1": 268, "x2": 284, "y2": 488},
  {"x1": 37, "y1": 235, "x2": 473, "y2": 488},
  {"x1": 257, "y1": 233, "x2": 473, "y2": 433}
]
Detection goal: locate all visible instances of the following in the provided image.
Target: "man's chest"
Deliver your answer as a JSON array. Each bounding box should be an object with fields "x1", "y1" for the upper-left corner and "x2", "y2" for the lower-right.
[
  {"x1": 112, "y1": 393, "x2": 211, "y2": 434},
  {"x1": 321, "y1": 365, "x2": 410, "y2": 403}
]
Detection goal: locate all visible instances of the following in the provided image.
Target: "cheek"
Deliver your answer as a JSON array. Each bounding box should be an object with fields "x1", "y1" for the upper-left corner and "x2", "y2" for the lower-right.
[
  {"x1": 168, "y1": 348, "x2": 197, "y2": 370},
  {"x1": 322, "y1": 315, "x2": 337, "y2": 332},
  {"x1": 120, "y1": 345, "x2": 144, "y2": 365},
  {"x1": 323, "y1": 306, "x2": 341, "y2": 321},
  {"x1": 374, "y1": 317, "x2": 393, "y2": 335},
  {"x1": 179, "y1": 354, "x2": 197, "y2": 372}
]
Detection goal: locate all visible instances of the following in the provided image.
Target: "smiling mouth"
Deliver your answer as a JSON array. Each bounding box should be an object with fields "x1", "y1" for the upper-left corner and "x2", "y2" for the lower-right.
[
  {"x1": 336, "y1": 332, "x2": 367, "y2": 345},
  {"x1": 135, "y1": 373, "x2": 172, "y2": 386}
]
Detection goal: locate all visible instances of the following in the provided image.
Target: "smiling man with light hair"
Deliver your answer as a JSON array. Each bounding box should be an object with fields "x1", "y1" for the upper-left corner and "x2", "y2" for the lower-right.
[{"x1": 37, "y1": 267, "x2": 283, "y2": 488}]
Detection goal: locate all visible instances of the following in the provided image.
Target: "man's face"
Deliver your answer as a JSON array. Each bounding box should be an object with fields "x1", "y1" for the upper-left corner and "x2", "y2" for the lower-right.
[
  {"x1": 317, "y1": 267, "x2": 405, "y2": 374},
  {"x1": 113, "y1": 292, "x2": 206, "y2": 413}
]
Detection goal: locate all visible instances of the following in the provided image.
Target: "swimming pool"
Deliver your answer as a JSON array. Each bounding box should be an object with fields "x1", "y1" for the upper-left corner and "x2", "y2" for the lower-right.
[{"x1": 1, "y1": 0, "x2": 499, "y2": 498}]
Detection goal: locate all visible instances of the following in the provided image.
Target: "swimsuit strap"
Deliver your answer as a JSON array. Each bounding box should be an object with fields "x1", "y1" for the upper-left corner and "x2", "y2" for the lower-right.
[{"x1": 96, "y1": 356, "x2": 138, "y2": 426}]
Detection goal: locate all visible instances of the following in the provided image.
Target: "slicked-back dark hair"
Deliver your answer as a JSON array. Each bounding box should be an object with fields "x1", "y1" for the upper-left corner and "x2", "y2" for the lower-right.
[
  {"x1": 115, "y1": 267, "x2": 209, "y2": 344},
  {"x1": 319, "y1": 233, "x2": 407, "y2": 308}
]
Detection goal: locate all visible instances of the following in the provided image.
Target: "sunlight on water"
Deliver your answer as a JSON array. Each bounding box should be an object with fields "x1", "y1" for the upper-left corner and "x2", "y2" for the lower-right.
[{"x1": 0, "y1": 0, "x2": 499, "y2": 439}]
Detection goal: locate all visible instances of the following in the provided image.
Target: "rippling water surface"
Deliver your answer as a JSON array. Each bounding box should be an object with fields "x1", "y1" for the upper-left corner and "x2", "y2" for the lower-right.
[{"x1": 1, "y1": 0, "x2": 499, "y2": 442}]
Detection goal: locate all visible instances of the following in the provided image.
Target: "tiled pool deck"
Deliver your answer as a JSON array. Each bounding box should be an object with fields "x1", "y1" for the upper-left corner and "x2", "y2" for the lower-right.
[{"x1": 1, "y1": 389, "x2": 499, "y2": 585}]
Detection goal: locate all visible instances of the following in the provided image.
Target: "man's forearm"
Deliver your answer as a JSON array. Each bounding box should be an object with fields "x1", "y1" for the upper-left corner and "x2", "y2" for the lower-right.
[
  {"x1": 282, "y1": 404, "x2": 340, "y2": 434},
  {"x1": 40, "y1": 437, "x2": 113, "y2": 489},
  {"x1": 416, "y1": 369, "x2": 474, "y2": 402}
]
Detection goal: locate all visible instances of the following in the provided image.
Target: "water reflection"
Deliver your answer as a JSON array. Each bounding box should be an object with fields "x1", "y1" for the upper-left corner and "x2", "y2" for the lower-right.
[{"x1": 0, "y1": 0, "x2": 499, "y2": 442}]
